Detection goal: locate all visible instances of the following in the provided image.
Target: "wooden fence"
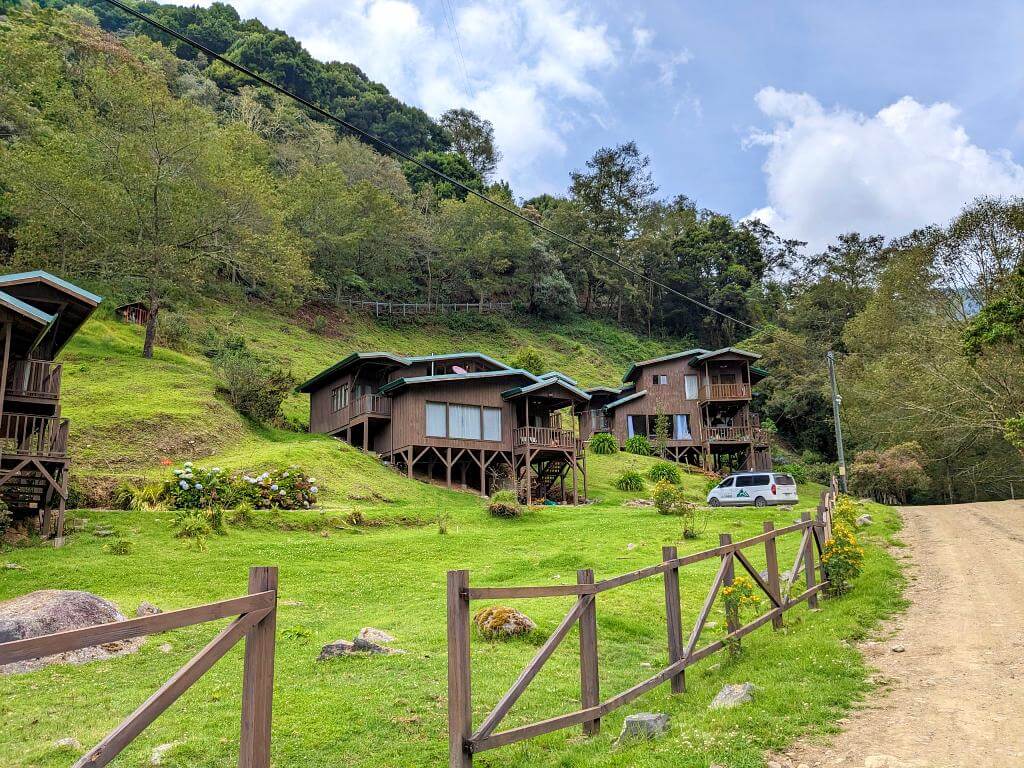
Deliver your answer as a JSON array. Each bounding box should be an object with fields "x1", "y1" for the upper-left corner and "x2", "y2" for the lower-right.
[
  {"x1": 447, "y1": 487, "x2": 839, "y2": 766},
  {"x1": 0, "y1": 566, "x2": 278, "y2": 768},
  {"x1": 344, "y1": 299, "x2": 513, "y2": 316}
]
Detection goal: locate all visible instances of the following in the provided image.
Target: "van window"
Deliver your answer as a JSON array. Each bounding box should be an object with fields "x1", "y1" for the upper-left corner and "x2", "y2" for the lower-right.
[
  {"x1": 774, "y1": 474, "x2": 796, "y2": 486},
  {"x1": 736, "y1": 474, "x2": 770, "y2": 487},
  {"x1": 718, "y1": 477, "x2": 734, "y2": 488}
]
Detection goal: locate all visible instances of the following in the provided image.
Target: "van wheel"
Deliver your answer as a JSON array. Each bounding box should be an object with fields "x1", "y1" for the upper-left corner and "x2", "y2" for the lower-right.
[
  {"x1": 709, "y1": 497, "x2": 721, "y2": 508},
  {"x1": 754, "y1": 496, "x2": 767, "y2": 508}
]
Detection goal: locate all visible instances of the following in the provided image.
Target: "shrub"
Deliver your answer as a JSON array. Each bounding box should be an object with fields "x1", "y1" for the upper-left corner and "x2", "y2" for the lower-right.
[
  {"x1": 822, "y1": 521, "x2": 864, "y2": 595},
  {"x1": 510, "y1": 347, "x2": 546, "y2": 375},
  {"x1": 720, "y1": 574, "x2": 761, "y2": 656},
  {"x1": 157, "y1": 311, "x2": 191, "y2": 350},
  {"x1": 104, "y1": 539, "x2": 134, "y2": 556},
  {"x1": 488, "y1": 489, "x2": 523, "y2": 518},
  {"x1": 213, "y1": 346, "x2": 297, "y2": 424},
  {"x1": 205, "y1": 507, "x2": 227, "y2": 535},
  {"x1": 0, "y1": 499, "x2": 11, "y2": 535},
  {"x1": 228, "y1": 502, "x2": 256, "y2": 528},
  {"x1": 624, "y1": 435, "x2": 653, "y2": 456},
  {"x1": 588, "y1": 432, "x2": 618, "y2": 455},
  {"x1": 773, "y1": 461, "x2": 808, "y2": 485},
  {"x1": 652, "y1": 480, "x2": 703, "y2": 537},
  {"x1": 648, "y1": 461, "x2": 681, "y2": 484},
  {"x1": 614, "y1": 469, "x2": 645, "y2": 492},
  {"x1": 164, "y1": 463, "x2": 319, "y2": 510},
  {"x1": 850, "y1": 442, "x2": 929, "y2": 503},
  {"x1": 832, "y1": 495, "x2": 860, "y2": 528},
  {"x1": 172, "y1": 509, "x2": 211, "y2": 542}
]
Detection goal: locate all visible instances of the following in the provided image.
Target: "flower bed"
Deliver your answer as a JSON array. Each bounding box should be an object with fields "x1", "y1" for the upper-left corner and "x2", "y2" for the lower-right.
[{"x1": 165, "y1": 462, "x2": 319, "y2": 510}]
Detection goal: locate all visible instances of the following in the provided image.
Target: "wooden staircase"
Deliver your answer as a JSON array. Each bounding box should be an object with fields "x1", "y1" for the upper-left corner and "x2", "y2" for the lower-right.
[{"x1": 519, "y1": 457, "x2": 572, "y2": 503}]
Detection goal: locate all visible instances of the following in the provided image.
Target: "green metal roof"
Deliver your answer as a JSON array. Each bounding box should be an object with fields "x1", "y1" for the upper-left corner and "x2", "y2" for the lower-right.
[
  {"x1": 692, "y1": 346, "x2": 762, "y2": 363},
  {"x1": 622, "y1": 348, "x2": 707, "y2": 382},
  {"x1": 378, "y1": 368, "x2": 534, "y2": 394},
  {"x1": 538, "y1": 370, "x2": 579, "y2": 386},
  {"x1": 501, "y1": 377, "x2": 591, "y2": 401},
  {"x1": 0, "y1": 290, "x2": 56, "y2": 325},
  {"x1": 0, "y1": 270, "x2": 102, "y2": 305},
  {"x1": 297, "y1": 351, "x2": 512, "y2": 393},
  {"x1": 604, "y1": 389, "x2": 647, "y2": 410}
]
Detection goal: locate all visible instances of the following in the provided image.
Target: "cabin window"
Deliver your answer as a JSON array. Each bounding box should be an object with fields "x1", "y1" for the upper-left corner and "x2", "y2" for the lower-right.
[
  {"x1": 426, "y1": 402, "x2": 447, "y2": 437},
  {"x1": 483, "y1": 407, "x2": 502, "y2": 441},
  {"x1": 449, "y1": 404, "x2": 482, "y2": 440},
  {"x1": 653, "y1": 374, "x2": 669, "y2": 385},
  {"x1": 673, "y1": 414, "x2": 691, "y2": 439},
  {"x1": 684, "y1": 375, "x2": 698, "y2": 400},
  {"x1": 331, "y1": 384, "x2": 349, "y2": 413}
]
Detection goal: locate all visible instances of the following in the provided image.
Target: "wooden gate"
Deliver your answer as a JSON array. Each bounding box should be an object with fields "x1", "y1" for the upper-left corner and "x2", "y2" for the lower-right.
[
  {"x1": 448, "y1": 498, "x2": 836, "y2": 766},
  {"x1": 0, "y1": 566, "x2": 278, "y2": 768}
]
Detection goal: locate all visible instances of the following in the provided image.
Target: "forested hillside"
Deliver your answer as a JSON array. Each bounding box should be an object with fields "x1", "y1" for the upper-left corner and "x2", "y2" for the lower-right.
[{"x1": 1, "y1": 3, "x2": 1023, "y2": 502}]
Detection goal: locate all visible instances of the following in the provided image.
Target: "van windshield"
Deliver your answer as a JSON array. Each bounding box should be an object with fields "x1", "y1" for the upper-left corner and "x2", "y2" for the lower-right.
[{"x1": 774, "y1": 474, "x2": 796, "y2": 486}]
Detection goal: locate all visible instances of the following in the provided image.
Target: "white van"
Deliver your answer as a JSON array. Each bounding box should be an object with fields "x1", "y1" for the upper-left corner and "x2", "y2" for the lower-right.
[{"x1": 706, "y1": 471, "x2": 798, "y2": 507}]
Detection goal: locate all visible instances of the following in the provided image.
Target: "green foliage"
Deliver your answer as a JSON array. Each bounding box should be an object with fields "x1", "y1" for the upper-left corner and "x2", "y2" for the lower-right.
[
  {"x1": 624, "y1": 435, "x2": 653, "y2": 456},
  {"x1": 165, "y1": 463, "x2": 319, "y2": 510},
  {"x1": 850, "y1": 443, "x2": 929, "y2": 504},
  {"x1": 648, "y1": 461, "x2": 681, "y2": 484},
  {"x1": 653, "y1": 409, "x2": 670, "y2": 457},
  {"x1": 614, "y1": 469, "x2": 645, "y2": 492},
  {"x1": 103, "y1": 539, "x2": 134, "y2": 556},
  {"x1": 439, "y1": 108, "x2": 500, "y2": 181},
  {"x1": 510, "y1": 347, "x2": 546, "y2": 376},
  {"x1": 773, "y1": 462, "x2": 807, "y2": 485},
  {"x1": 156, "y1": 311, "x2": 191, "y2": 351},
  {"x1": 823, "y1": 521, "x2": 865, "y2": 595},
  {"x1": 0, "y1": 499, "x2": 11, "y2": 535},
  {"x1": 652, "y1": 480, "x2": 702, "y2": 537},
  {"x1": 719, "y1": 574, "x2": 762, "y2": 656},
  {"x1": 487, "y1": 489, "x2": 523, "y2": 519},
  {"x1": 403, "y1": 150, "x2": 482, "y2": 200},
  {"x1": 832, "y1": 495, "x2": 860, "y2": 528},
  {"x1": 171, "y1": 509, "x2": 211, "y2": 542},
  {"x1": 212, "y1": 346, "x2": 296, "y2": 424},
  {"x1": 588, "y1": 433, "x2": 618, "y2": 455}
]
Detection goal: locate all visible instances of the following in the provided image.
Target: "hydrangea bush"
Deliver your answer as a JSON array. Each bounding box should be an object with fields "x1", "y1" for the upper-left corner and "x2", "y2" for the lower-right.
[{"x1": 164, "y1": 462, "x2": 319, "y2": 510}]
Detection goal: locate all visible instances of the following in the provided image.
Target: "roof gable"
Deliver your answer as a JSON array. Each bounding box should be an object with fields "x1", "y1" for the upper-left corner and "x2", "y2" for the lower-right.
[
  {"x1": 0, "y1": 270, "x2": 102, "y2": 306},
  {"x1": 622, "y1": 349, "x2": 707, "y2": 382},
  {"x1": 377, "y1": 368, "x2": 535, "y2": 395},
  {"x1": 692, "y1": 347, "x2": 762, "y2": 363}
]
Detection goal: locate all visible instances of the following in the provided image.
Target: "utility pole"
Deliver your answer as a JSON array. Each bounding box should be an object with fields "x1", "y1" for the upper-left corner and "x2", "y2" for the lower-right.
[{"x1": 826, "y1": 351, "x2": 848, "y2": 493}]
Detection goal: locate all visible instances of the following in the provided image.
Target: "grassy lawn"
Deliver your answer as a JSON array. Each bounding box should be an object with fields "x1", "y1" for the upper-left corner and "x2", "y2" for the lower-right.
[{"x1": 0, "y1": 450, "x2": 905, "y2": 768}]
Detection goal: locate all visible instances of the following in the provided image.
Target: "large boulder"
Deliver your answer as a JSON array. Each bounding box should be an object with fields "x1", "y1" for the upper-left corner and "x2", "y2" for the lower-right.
[
  {"x1": 0, "y1": 590, "x2": 142, "y2": 674},
  {"x1": 709, "y1": 682, "x2": 756, "y2": 709},
  {"x1": 473, "y1": 606, "x2": 536, "y2": 640},
  {"x1": 619, "y1": 712, "x2": 670, "y2": 740}
]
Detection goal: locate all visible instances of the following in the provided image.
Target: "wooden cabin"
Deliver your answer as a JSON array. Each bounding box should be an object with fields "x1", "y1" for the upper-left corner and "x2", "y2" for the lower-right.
[
  {"x1": 299, "y1": 353, "x2": 590, "y2": 504},
  {"x1": 576, "y1": 347, "x2": 771, "y2": 473},
  {"x1": 0, "y1": 270, "x2": 101, "y2": 543},
  {"x1": 115, "y1": 300, "x2": 149, "y2": 326}
]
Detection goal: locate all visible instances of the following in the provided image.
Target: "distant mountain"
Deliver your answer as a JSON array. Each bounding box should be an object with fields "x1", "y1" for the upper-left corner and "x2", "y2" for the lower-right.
[{"x1": 41, "y1": 0, "x2": 450, "y2": 155}]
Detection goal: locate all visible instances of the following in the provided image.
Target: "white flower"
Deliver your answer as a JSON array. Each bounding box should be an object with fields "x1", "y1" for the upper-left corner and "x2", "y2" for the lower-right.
[
  {"x1": 271, "y1": 484, "x2": 278, "y2": 491},
  {"x1": 195, "y1": 483, "x2": 203, "y2": 490},
  {"x1": 178, "y1": 480, "x2": 188, "y2": 489},
  {"x1": 279, "y1": 490, "x2": 285, "y2": 495},
  {"x1": 283, "y1": 471, "x2": 289, "y2": 477},
  {"x1": 309, "y1": 486, "x2": 318, "y2": 494},
  {"x1": 212, "y1": 467, "x2": 222, "y2": 473},
  {"x1": 173, "y1": 469, "x2": 182, "y2": 476},
  {"x1": 308, "y1": 478, "x2": 316, "y2": 483},
  {"x1": 184, "y1": 462, "x2": 193, "y2": 467}
]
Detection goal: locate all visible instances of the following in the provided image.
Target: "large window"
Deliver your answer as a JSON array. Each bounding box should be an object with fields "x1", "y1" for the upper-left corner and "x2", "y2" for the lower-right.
[
  {"x1": 684, "y1": 374, "x2": 699, "y2": 400},
  {"x1": 627, "y1": 414, "x2": 692, "y2": 440},
  {"x1": 426, "y1": 402, "x2": 502, "y2": 441},
  {"x1": 330, "y1": 384, "x2": 349, "y2": 413},
  {"x1": 673, "y1": 414, "x2": 691, "y2": 439}
]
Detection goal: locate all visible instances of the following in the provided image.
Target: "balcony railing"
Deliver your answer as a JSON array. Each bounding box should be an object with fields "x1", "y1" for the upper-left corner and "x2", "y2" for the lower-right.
[
  {"x1": 514, "y1": 426, "x2": 579, "y2": 451},
  {"x1": 349, "y1": 394, "x2": 391, "y2": 419},
  {"x1": 0, "y1": 414, "x2": 69, "y2": 458},
  {"x1": 706, "y1": 424, "x2": 770, "y2": 445},
  {"x1": 5, "y1": 360, "x2": 61, "y2": 400},
  {"x1": 699, "y1": 382, "x2": 751, "y2": 402}
]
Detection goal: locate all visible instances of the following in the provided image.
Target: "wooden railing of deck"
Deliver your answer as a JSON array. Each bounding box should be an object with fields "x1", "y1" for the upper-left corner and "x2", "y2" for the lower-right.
[
  {"x1": 699, "y1": 382, "x2": 751, "y2": 401},
  {"x1": 350, "y1": 393, "x2": 391, "y2": 419},
  {"x1": 0, "y1": 414, "x2": 69, "y2": 457},
  {"x1": 5, "y1": 360, "x2": 62, "y2": 400},
  {"x1": 513, "y1": 426, "x2": 578, "y2": 451}
]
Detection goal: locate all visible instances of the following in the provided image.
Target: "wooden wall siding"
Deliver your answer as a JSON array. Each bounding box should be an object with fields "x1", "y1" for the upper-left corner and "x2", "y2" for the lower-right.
[{"x1": 610, "y1": 359, "x2": 704, "y2": 445}]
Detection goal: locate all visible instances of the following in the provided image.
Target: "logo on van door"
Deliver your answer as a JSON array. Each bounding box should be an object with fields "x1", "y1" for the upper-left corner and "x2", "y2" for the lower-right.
[{"x1": 736, "y1": 489, "x2": 750, "y2": 498}]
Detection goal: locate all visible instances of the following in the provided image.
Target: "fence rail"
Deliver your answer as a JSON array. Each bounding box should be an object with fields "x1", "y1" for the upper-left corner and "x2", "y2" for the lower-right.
[
  {"x1": 5, "y1": 359, "x2": 62, "y2": 400},
  {"x1": 0, "y1": 413, "x2": 69, "y2": 457},
  {"x1": 0, "y1": 566, "x2": 278, "y2": 768},
  {"x1": 448, "y1": 484, "x2": 839, "y2": 765},
  {"x1": 344, "y1": 300, "x2": 513, "y2": 316}
]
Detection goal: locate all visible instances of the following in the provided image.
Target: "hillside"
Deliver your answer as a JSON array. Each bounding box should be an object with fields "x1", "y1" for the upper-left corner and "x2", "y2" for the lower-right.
[{"x1": 60, "y1": 299, "x2": 679, "y2": 503}]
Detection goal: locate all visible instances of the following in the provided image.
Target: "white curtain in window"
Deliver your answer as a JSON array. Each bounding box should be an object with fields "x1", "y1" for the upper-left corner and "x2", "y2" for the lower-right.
[
  {"x1": 449, "y1": 404, "x2": 482, "y2": 439},
  {"x1": 674, "y1": 414, "x2": 691, "y2": 439},
  {"x1": 426, "y1": 402, "x2": 447, "y2": 437},
  {"x1": 483, "y1": 408, "x2": 502, "y2": 441},
  {"x1": 626, "y1": 414, "x2": 635, "y2": 438},
  {"x1": 684, "y1": 375, "x2": 698, "y2": 400}
]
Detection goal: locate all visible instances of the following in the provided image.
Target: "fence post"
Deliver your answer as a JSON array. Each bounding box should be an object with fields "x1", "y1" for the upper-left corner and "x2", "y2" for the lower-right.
[
  {"x1": 662, "y1": 546, "x2": 685, "y2": 693},
  {"x1": 762, "y1": 522, "x2": 784, "y2": 629},
  {"x1": 447, "y1": 570, "x2": 472, "y2": 768},
  {"x1": 801, "y1": 512, "x2": 819, "y2": 609},
  {"x1": 239, "y1": 566, "x2": 278, "y2": 768},
  {"x1": 577, "y1": 569, "x2": 600, "y2": 736},
  {"x1": 719, "y1": 534, "x2": 738, "y2": 635}
]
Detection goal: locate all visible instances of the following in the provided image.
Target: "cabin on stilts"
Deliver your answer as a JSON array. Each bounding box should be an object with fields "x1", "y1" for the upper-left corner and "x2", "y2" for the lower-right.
[
  {"x1": 299, "y1": 353, "x2": 590, "y2": 504},
  {"x1": 0, "y1": 270, "x2": 101, "y2": 544}
]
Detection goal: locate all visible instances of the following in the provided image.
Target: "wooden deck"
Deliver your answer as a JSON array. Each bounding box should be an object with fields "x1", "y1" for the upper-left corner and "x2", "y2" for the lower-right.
[{"x1": 699, "y1": 382, "x2": 752, "y2": 402}]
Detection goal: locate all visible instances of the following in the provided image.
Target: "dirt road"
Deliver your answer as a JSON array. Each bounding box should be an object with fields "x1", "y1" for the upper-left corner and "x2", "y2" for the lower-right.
[{"x1": 773, "y1": 500, "x2": 1024, "y2": 768}]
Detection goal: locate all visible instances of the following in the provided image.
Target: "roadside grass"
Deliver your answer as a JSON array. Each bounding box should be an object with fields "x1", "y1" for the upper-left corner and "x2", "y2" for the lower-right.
[{"x1": 0, "y1": 456, "x2": 904, "y2": 768}]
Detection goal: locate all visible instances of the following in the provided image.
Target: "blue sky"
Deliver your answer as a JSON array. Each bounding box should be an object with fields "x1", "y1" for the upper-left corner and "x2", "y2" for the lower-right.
[{"x1": 199, "y1": 0, "x2": 1024, "y2": 252}]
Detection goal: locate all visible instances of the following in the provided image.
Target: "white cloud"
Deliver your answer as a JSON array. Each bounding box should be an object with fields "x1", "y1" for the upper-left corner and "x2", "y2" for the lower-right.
[
  {"x1": 746, "y1": 87, "x2": 1024, "y2": 252},
  {"x1": 656, "y1": 50, "x2": 693, "y2": 87},
  {"x1": 204, "y1": 0, "x2": 617, "y2": 194}
]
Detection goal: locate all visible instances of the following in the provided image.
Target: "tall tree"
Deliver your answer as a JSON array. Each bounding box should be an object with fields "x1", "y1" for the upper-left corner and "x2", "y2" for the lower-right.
[{"x1": 439, "y1": 108, "x2": 501, "y2": 182}]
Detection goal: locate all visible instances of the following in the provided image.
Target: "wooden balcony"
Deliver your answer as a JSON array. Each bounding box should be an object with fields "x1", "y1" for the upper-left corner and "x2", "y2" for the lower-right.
[
  {"x1": 349, "y1": 393, "x2": 391, "y2": 419},
  {"x1": 699, "y1": 382, "x2": 751, "y2": 402},
  {"x1": 5, "y1": 360, "x2": 61, "y2": 401},
  {"x1": 0, "y1": 413, "x2": 69, "y2": 459},
  {"x1": 514, "y1": 426, "x2": 579, "y2": 452},
  {"x1": 706, "y1": 425, "x2": 770, "y2": 445}
]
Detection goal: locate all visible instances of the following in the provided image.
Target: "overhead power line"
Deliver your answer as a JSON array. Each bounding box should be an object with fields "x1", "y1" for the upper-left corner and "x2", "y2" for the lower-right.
[
  {"x1": 99, "y1": 0, "x2": 758, "y2": 332},
  {"x1": 439, "y1": 0, "x2": 473, "y2": 98}
]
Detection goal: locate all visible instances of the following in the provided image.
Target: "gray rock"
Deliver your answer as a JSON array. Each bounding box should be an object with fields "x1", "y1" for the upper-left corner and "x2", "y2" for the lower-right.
[
  {"x1": 318, "y1": 639, "x2": 356, "y2": 660},
  {"x1": 136, "y1": 601, "x2": 162, "y2": 617},
  {"x1": 357, "y1": 627, "x2": 395, "y2": 645},
  {"x1": 92, "y1": 528, "x2": 115, "y2": 538},
  {"x1": 4, "y1": 563, "x2": 26, "y2": 570},
  {"x1": 891, "y1": 644, "x2": 905, "y2": 653},
  {"x1": 855, "y1": 514, "x2": 873, "y2": 527},
  {"x1": 53, "y1": 737, "x2": 82, "y2": 751},
  {"x1": 0, "y1": 590, "x2": 142, "y2": 674},
  {"x1": 353, "y1": 636, "x2": 404, "y2": 655},
  {"x1": 619, "y1": 712, "x2": 670, "y2": 740},
  {"x1": 709, "y1": 682, "x2": 756, "y2": 709}
]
